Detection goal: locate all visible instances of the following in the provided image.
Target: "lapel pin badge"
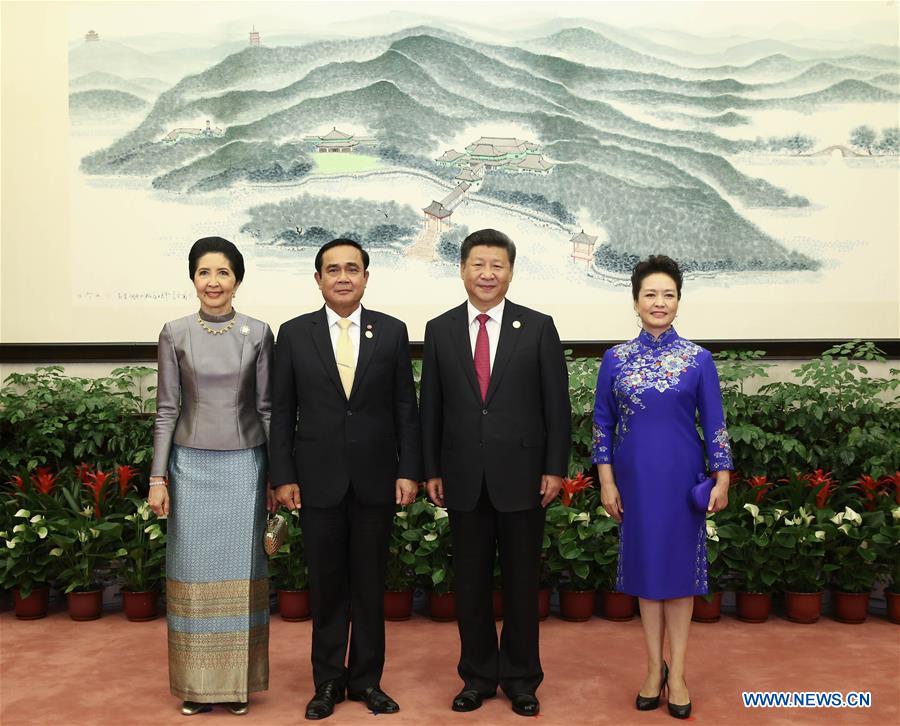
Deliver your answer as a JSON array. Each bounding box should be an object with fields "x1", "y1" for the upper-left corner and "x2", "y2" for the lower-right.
[
  {"x1": 512, "y1": 320, "x2": 522, "y2": 329},
  {"x1": 240, "y1": 325, "x2": 250, "y2": 336},
  {"x1": 365, "y1": 330, "x2": 374, "y2": 338}
]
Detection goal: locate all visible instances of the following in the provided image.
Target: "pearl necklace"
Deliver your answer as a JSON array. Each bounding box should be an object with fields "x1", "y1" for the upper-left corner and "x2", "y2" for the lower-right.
[{"x1": 196, "y1": 313, "x2": 237, "y2": 335}]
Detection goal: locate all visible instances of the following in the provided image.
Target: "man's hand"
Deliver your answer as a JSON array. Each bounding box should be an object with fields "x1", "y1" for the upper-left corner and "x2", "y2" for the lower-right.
[
  {"x1": 540, "y1": 474, "x2": 563, "y2": 508},
  {"x1": 266, "y1": 486, "x2": 277, "y2": 513},
  {"x1": 426, "y1": 477, "x2": 445, "y2": 507},
  {"x1": 274, "y1": 483, "x2": 302, "y2": 510},
  {"x1": 396, "y1": 478, "x2": 419, "y2": 506}
]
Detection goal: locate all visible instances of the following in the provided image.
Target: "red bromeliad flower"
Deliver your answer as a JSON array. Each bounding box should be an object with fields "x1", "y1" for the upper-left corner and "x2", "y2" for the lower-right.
[
  {"x1": 560, "y1": 473, "x2": 594, "y2": 507},
  {"x1": 30, "y1": 467, "x2": 58, "y2": 495},
  {"x1": 75, "y1": 462, "x2": 91, "y2": 484},
  {"x1": 116, "y1": 465, "x2": 138, "y2": 496},
  {"x1": 853, "y1": 475, "x2": 882, "y2": 511},
  {"x1": 879, "y1": 472, "x2": 900, "y2": 505},
  {"x1": 82, "y1": 469, "x2": 110, "y2": 518},
  {"x1": 745, "y1": 475, "x2": 771, "y2": 504},
  {"x1": 801, "y1": 469, "x2": 836, "y2": 509},
  {"x1": 9, "y1": 475, "x2": 26, "y2": 491}
]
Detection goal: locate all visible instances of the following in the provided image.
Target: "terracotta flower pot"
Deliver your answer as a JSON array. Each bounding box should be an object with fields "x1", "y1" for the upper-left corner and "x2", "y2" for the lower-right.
[
  {"x1": 692, "y1": 592, "x2": 722, "y2": 623},
  {"x1": 832, "y1": 591, "x2": 869, "y2": 624},
  {"x1": 122, "y1": 590, "x2": 159, "y2": 621},
  {"x1": 429, "y1": 591, "x2": 456, "y2": 621},
  {"x1": 602, "y1": 590, "x2": 636, "y2": 621},
  {"x1": 784, "y1": 591, "x2": 822, "y2": 624},
  {"x1": 13, "y1": 586, "x2": 50, "y2": 620},
  {"x1": 67, "y1": 589, "x2": 103, "y2": 621},
  {"x1": 278, "y1": 589, "x2": 311, "y2": 621},
  {"x1": 383, "y1": 590, "x2": 413, "y2": 621},
  {"x1": 493, "y1": 590, "x2": 504, "y2": 620},
  {"x1": 537, "y1": 587, "x2": 551, "y2": 621},
  {"x1": 886, "y1": 591, "x2": 900, "y2": 624},
  {"x1": 736, "y1": 592, "x2": 771, "y2": 623},
  {"x1": 559, "y1": 589, "x2": 596, "y2": 621}
]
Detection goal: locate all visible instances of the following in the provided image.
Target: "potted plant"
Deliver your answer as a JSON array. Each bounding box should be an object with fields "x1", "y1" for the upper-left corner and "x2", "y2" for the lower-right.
[
  {"x1": 694, "y1": 515, "x2": 726, "y2": 622},
  {"x1": 545, "y1": 500, "x2": 602, "y2": 621},
  {"x1": 384, "y1": 498, "x2": 431, "y2": 620},
  {"x1": 873, "y1": 500, "x2": 900, "y2": 623},
  {"x1": 718, "y1": 502, "x2": 781, "y2": 622},
  {"x1": 594, "y1": 511, "x2": 634, "y2": 621},
  {"x1": 410, "y1": 502, "x2": 454, "y2": 621},
  {"x1": 115, "y1": 497, "x2": 166, "y2": 620},
  {"x1": 827, "y1": 505, "x2": 881, "y2": 623},
  {"x1": 269, "y1": 509, "x2": 309, "y2": 621},
  {"x1": 2, "y1": 503, "x2": 53, "y2": 619}
]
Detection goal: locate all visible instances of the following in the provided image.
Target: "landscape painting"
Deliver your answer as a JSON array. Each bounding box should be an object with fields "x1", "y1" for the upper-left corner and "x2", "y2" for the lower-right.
[{"x1": 66, "y1": 1, "x2": 900, "y2": 341}]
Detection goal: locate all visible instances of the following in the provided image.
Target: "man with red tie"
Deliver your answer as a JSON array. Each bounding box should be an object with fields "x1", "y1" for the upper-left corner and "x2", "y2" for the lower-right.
[{"x1": 420, "y1": 228, "x2": 571, "y2": 717}]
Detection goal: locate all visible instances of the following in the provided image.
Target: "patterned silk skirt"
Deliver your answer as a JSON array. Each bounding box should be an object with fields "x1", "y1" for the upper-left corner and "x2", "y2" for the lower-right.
[{"x1": 166, "y1": 445, "x2": 269, "y2": 702}]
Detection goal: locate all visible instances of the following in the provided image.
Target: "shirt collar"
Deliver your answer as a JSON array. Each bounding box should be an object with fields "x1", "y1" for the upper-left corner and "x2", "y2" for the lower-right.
[
  {"x1": 325, "y1": 304, "x2": 362, "y2": 328},
  {"x1": 638, "y1": 326, "x2": 678, "y2": 347},
  {"x1": 467, "y1": 299, "x2": 505, "y2": 326}
]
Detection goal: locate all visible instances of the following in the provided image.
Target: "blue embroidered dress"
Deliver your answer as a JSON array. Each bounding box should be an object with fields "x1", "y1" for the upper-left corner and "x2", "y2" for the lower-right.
[{"x1": 592, "y1": 327, "x2": 733, "y2": 600}]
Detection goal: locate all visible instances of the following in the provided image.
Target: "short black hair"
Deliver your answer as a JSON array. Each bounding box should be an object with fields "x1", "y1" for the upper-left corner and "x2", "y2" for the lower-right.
[
  {"x1": 314, "y1": 238, "x2": 370, "y2": 273},
  {"x1": 189, "y1": 237, "x2": 245, "y2": 281},
  {"x1": 631, "y1": 255, "x2": 683, "y2": 300},
  {"x1": 460, "y1": 228, "x2": 516, "y2": 267}
]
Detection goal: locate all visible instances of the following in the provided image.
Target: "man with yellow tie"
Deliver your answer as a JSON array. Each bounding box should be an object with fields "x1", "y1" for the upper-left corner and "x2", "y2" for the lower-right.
[{"x1": 270, "y1": 238, "x2": 422, "y2": 720}]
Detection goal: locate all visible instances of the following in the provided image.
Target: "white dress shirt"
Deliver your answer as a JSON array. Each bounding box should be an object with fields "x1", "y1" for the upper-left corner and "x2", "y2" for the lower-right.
[
  {"x1": 325, "y1": 304, "x2": 361, "y2": 367},
  {"x1": 467, "y1": 299, "x2": 504, "y2": 371}
]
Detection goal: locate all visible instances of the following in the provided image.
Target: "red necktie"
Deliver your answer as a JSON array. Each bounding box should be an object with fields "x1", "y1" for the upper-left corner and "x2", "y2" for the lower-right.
[{"x1": 474, "y1": 313, "x2": 490, "y2": 401}]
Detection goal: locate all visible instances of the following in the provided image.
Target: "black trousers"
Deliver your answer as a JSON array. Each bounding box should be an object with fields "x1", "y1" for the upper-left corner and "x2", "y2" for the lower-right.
[
  {"x1": 448, "y1": 484, "x2": 546, "y2": 696},
  {"x1": 300, "y1": 488, "x2": 394, "y2": 691}
]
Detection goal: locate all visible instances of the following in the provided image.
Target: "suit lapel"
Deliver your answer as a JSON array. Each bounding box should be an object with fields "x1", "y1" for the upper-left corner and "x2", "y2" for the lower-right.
[
  {"x1": 484, "y1": 300, "x2": 523, "y2": 405},
  {"x1": 450, "y1": 302, "x2": 482, "y2": 403},
  {"x1": 349, "y1": 307, "x2": 378, "y2": 400},
  {"x1": 310, "y1": 307, "x2": 345, "y2": 399}
]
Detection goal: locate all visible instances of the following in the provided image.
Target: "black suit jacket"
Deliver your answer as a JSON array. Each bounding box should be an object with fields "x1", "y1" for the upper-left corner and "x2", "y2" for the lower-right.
[
  {"x1": 269, "y1": 306, "x2": 422, "y2": 507},
  {"x1": 420, "y1": 300, "x2": 571, "y2": 512}
]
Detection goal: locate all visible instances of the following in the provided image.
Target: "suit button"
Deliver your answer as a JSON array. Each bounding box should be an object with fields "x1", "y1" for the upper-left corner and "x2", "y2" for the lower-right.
[
  {"x1": 482, "y1": 409, "x2": 488, "y2": 415},
  {"x1": 346, "y1": 410, "x2": 353, "y2": 417}
]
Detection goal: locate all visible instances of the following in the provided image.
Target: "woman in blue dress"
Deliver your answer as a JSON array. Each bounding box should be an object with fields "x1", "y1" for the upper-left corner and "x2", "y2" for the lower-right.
[{"x1": 592, "y1": 255, "x2": 732, "y2": 720}]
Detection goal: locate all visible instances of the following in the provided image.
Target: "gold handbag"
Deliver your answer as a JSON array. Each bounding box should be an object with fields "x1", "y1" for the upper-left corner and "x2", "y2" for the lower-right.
[{"x1": 264, "y1": 513, "x2": 287, "y2": 555}]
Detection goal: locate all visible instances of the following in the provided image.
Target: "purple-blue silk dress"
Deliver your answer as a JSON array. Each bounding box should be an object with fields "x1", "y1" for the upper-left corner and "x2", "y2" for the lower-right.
[{"x1": 592, "y1": 327, "x2": 733, "y2": 600}]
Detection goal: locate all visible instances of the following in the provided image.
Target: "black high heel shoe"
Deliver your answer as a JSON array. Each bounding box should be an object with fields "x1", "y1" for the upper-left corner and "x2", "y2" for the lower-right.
[
  {"x1": 667, "y1": 676, "x2": 692, "y2": 719},
  {"x1": 635, "y1": 661, "x2": 668, "y2": 711}
]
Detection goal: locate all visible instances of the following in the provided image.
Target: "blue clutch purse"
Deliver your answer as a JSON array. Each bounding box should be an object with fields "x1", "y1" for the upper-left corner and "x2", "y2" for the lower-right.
[{"x1": 690, "y1": 474, "x2": 715, "y2": 513}]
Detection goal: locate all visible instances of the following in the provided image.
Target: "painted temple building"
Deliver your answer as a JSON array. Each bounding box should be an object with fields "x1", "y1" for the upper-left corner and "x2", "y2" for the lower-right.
[{"x1": 436, "y1": 136, "x2": 555, "y2": 175}]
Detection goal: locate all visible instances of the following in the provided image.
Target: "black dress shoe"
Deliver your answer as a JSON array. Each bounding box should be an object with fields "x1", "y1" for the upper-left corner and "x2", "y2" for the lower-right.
[
  {"x1": 348, "y1": 686, "x2": 400, "y2": 714},
  {"x1": 451, "y1": 689, "x2": 496, "y2": 712},
  {"x1": 223, "y1": 701, "x2": 249, "y2": 715},
  {"x1": 305, "y1": 681, "x2": 345, "y2": 720},
  {"x1": 180, "y1": 701, "x2": 212, "y2": 716},
  {"x1": 510, "y1": 693, "x2": 540, "y2": 717},
  {"x1": 668, "y1": 700, "x2": 692, "y2": 719},
  {"x1": 636, "y1": 661, "x2": 669, "y2": 711}
]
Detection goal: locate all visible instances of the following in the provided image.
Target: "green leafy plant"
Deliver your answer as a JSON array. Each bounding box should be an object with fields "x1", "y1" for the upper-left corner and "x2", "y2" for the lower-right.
[
  {"x1": 703, "y1": 513, "x2": 726, "y2": 597},
  {"x1": 405, "y1": 498, "x2": 453, "y2": 595},
  {"x1": 717, "y1": 502, "x2": 781, "y2": 593},
  {"x1": 1, "y1": 502, "x2": 53, "y2": 598},
  {"x1": 545, "y1": 500, "x2": 607, "y2": 591},
  {"x1": 115, "y1": 497, "x2": 166, "y2": 592},
  {"x1": 386, "y1": 497, "x2": 433, "y2": 591},
  {"x1": 771, "y1": 505, "x2": 838, "y2": 593},
  {"x1": 0, "y1": 366, "x2": 156, "y2": 478},
  {"x1": 827, "y1": 505, "x2": 883, "y2": 594},
  {"x1": 268, "y1": 509, "x2": 308, "y2": 591},
  {"x1": 566, "y1": 353, "x2": 600, "y2": 476}
]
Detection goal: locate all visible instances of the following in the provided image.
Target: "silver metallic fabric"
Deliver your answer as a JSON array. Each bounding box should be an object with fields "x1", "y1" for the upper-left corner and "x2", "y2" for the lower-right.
[
  {"x1": 151, "y1": 313, "x2": 273, "y2": 477},
  {"x1": 166, "y1": 444, "x2": 269, "y2": 702}
]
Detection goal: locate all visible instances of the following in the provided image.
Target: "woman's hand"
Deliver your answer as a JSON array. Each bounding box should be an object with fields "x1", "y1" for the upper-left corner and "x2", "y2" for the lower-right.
[
  {"x1": 600, "y1": 482, "x2": 624, "y2": 523},
  {"x1": 707, "y1": 471, "x2": 730, "y2": 513},
  {"x1": 148, "y1": 484, "x2": 170, "y2": 518}
]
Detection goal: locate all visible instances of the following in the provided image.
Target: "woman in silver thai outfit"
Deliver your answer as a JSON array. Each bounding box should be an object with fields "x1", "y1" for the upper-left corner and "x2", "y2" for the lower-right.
[{"x1": 148, "y1": 237, "x2": 274, "y2": 716}]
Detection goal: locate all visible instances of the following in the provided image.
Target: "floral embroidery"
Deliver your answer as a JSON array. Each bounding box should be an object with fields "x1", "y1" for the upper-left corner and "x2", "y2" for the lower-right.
[
  {"x1": 694, "y1": 522, "x2": 708, "y2": 594},
  {"x1": 592, "y1": 423, "x2": 610, "y2": 464},
  {"x1": 711, "y1": 423, "x2": 733, "y2": 470}
]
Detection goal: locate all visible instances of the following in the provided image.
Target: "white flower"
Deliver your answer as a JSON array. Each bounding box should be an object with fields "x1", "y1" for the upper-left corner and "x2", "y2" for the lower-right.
[
  {"x1": 77, "y1": 530, "x2": 89, "y2": 542},
  {"x1": 6, "y1": 538, "x2": 18, "y2": 549},
  {"x1": 597, "y1": 506, "x2": 611, "y2": 518},
  {"x1": 13, "y1": 509, "x2": 30, "y2": 519},
  {"x1": 116, "y1": 548, "x2": 128, "y2": 557},
  {"x1": 814, "y1": 530, "x2": 826, "y2": 541},
  {"x1": 783, "y1": 518, "x2": 796, "y2": 527},
  {"x1": 29, "y1": 514, "x2": 44, "y2": 524},
  {"x1": 124, "y1": 514, "x2": 136, "y2": 522},
  {"x1": 424, "y1": 533, "x2": 438, "y2": 542},
  {"x1": 404, "y1": 543, "x2": 413, "y2": 551},
  {"x1": 773, "y1": 508, "x2": 787, "y2": 520},
  {"x1": 396, "y1": 511, "x2": 408, "y2": 519},
  {"x1": 81, "y1": 506, "x2": 94, "y2": 518},
  {"x1": 860, "y1": 540, "x2": 868, "y2": 549},
  {"x1": 572, "y1": 512, "x2": 590, "y2": 523},
  {"x1": 36, "y1": 527, "x2": 48, "y2": 539},
  {"x1": 743, "y1": 503, "x2": 760, "y2": 519},
  {"x1": 830, "y1": 511, "x2": 845, "y2": 525},
  {"x1": 49, "y1": 547, "x2": 63, "y2": 556},
  {"x1": 838, "y1": 523, "x2": 851, "y2": 535},
  {"x1": 0, "y1": 531, "x2": 6, "y2": 538},
  {"x1": 90, "y1": 528, "x2": 100, "y2": 538},
  {"x1": 433, "y1": 507, "x2": 448, "y2": 520},
  {"x1": 706, "y1": 520, "x2": 719, "y2": 542},
  {"x1": 843, "y1": 506, "x2": 862, "y2": 525},
  {"x1": 892, "y1": 507, "x2": 900, "y2": 522},
  {"x1": 12, "y1": 524, "x2": 25, "y2": 533},
  {"x1": 798, "y1": 506, "x2": 814, "y2": 526}
]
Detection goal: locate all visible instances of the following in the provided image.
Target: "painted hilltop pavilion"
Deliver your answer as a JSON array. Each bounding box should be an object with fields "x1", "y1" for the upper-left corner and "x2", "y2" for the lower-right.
[
  {"x1": 303, "y1": 127, "x2": 375, "y2": 153},
  {"x1": 436, "y1": 136, "x2": 555, "y2": 177}
]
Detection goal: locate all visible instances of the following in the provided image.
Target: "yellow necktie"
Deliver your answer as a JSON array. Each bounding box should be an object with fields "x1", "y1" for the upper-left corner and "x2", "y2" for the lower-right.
[{"x1": 336, "y1": 318, "x2": 355, "y2": 397}]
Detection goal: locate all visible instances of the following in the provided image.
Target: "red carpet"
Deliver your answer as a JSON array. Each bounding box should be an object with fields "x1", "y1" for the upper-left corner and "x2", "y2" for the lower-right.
[{"x1": 1, "y1": 607, "x2": 897, "y2": 725}]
